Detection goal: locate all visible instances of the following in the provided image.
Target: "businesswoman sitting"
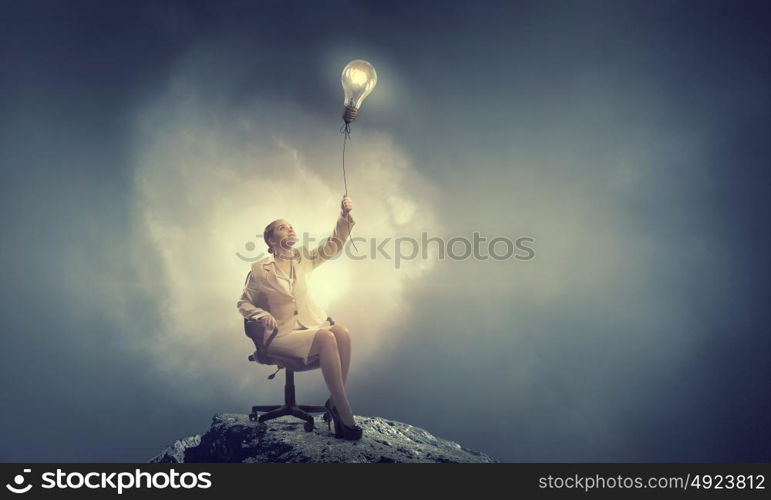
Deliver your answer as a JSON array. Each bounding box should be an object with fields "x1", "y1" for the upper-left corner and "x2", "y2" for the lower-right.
[{"x1": 237, "y1": 196, "x2": 362, "y2": 440}]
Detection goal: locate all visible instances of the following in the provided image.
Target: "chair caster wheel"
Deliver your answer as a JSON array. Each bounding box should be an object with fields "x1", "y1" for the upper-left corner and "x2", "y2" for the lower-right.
[{"x1": 304, "y1": 421, "x2": 315, "y2": 432}]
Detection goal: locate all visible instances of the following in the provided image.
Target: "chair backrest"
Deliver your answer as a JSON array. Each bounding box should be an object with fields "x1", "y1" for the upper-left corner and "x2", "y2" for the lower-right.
[{"x1": 243, "y1": 271, "x2": 278, "y2": 365}]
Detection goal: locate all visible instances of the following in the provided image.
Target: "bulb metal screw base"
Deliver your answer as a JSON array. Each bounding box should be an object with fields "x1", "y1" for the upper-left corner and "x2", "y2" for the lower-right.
[{"x1": 342, "y1": 105, "x2": 359, "y2": 124}]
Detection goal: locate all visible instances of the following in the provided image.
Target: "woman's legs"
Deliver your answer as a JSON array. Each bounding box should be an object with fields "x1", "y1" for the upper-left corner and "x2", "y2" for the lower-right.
[
  {"x1": 307, "y1": 329, "x2": 356, "y2": 427},
  {"x1": 329, "y1": 325, "x2": 351, "y2": 386}
]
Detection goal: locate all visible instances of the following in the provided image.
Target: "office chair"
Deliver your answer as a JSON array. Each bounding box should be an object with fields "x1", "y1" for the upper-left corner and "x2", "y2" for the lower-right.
[{"x1": 242, "y1": 272, "x2": 332, "y2": 432}]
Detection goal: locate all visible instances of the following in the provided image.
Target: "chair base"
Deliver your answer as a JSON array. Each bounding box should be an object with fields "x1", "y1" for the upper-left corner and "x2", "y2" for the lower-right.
[
  {"x1": 248, "y1": 369, "x2": 328, "y2": 432},
  {"x1": 249, "y1": 403, "x2": 328, "y2": 432}
]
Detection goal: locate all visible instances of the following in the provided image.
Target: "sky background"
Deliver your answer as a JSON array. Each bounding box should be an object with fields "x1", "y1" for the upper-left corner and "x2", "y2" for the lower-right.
[{"x1": 1, "y1": 0, "x2": 769, "y2": 462}]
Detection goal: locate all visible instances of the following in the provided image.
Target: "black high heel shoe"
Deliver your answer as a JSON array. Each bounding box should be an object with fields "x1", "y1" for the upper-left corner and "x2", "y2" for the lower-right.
[
  {"x1": 323, "y1": 398, "x2": 333, "y2": 431},
  {"x1": 324, "y1": 398, "x2": 363, "y2": 440}
]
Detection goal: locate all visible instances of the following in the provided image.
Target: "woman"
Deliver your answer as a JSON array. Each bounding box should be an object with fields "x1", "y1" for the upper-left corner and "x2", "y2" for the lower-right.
[{"x1": 237, "y1": 196, "x2": 362, "y2": 440}]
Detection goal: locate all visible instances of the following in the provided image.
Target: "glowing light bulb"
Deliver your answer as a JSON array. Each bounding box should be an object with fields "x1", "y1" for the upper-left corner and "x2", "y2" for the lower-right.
[{"x1": 340, "y1": 59, "x2": 377, "y2": 124}]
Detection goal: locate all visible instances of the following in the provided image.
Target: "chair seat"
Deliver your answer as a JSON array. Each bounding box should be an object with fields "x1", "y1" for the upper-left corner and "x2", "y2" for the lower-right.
[
  {"x1": 249, "y1": 351, "x2": 321, "y2": 372},
  {"x1": 244, "y1": 316, "x2": 324, "y2": 373}
]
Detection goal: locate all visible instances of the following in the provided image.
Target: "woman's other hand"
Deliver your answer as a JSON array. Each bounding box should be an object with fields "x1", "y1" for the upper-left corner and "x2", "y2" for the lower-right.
[
  {"x1": 260, "y1": 314, "x2": 277, "y2": 331},
  {"x1": 341, "y1": 196, "x2": 353, "y2": 215}
]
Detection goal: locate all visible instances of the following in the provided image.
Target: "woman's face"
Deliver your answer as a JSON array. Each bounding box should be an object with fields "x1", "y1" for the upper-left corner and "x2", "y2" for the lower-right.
[{"x1": 270, "y1": 219, "x2": 297, "y2": 250}]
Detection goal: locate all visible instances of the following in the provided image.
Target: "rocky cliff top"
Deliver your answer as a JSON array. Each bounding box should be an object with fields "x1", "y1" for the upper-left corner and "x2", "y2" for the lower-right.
[{"x1": 150, "y1": 413, "x2": 496, "y2": 463}]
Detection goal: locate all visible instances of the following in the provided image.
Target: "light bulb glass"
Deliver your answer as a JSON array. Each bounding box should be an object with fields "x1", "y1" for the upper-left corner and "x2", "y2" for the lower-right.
[{"x1": 341, "y1": 59, "x2": 377, "y2": 110}]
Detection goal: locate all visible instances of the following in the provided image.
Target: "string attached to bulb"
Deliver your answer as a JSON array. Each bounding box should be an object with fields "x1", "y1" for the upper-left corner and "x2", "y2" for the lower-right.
[
  {"x1": 341, "y1": 123, "x2": 350, "y2": 197},
  {"x1": 339, "y1": 121, "x2": 351, "y2": 140},
  {"x1": 340, "y1": 118, "x2": 359, "y2": 254}
]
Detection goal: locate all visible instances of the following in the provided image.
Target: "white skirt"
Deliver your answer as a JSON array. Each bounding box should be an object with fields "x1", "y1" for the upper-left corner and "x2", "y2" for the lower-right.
[{"x1": 264, "y1": 319, "x2": 333, "y2": 366}]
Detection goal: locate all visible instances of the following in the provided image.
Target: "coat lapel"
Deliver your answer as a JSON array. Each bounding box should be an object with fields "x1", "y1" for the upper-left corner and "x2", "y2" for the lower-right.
[{"x1": 261, "y1": 252, "x2": 297, "y2": 299}]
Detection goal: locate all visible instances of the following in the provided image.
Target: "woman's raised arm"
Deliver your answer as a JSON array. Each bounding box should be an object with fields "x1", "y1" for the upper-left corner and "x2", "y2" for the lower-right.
[{"x1": 307, "y1": 196, "x2": 355, "y2": 270}]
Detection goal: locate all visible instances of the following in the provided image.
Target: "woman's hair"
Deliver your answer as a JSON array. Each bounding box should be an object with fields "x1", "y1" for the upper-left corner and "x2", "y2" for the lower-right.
[{"x1": 263, "y1": 220, "x2": 280, "y2": 254}]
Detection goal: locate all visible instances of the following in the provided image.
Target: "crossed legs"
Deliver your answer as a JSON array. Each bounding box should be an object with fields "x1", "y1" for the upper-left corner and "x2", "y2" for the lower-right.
[{"x1": 307, "y1": 325, "x2": 354, "y2": 426}]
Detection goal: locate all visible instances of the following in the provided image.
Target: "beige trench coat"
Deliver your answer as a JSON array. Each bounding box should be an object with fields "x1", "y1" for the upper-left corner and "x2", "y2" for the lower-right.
[{"x1": 237, "y1": 212, "x2": 355, "y2": 361}]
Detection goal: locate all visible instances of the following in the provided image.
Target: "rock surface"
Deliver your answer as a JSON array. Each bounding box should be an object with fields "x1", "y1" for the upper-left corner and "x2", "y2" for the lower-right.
[{"x1": 149, "y1": 413, "x2": 496, "y2": 463}]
